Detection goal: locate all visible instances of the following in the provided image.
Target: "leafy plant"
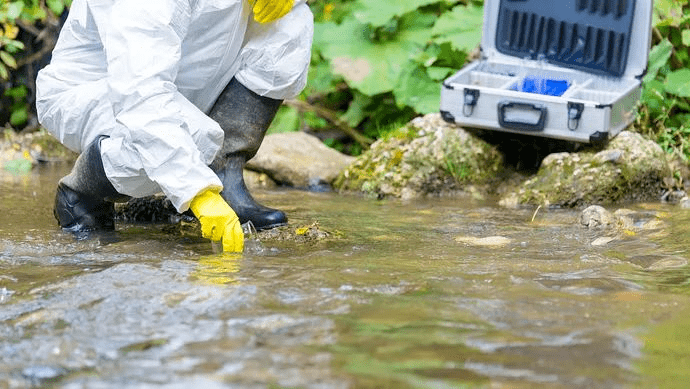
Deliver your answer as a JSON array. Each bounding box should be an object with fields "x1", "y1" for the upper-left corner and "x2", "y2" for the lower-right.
[
  {"x1": 272, "y1": 0, "x2": 483, "y2": 154},
  {"x1": 636, "y1": 0, "x2": 690, "y2": 161},
  {"x1": 0, "y1": 0, "x2": 68, "y2": 128}
]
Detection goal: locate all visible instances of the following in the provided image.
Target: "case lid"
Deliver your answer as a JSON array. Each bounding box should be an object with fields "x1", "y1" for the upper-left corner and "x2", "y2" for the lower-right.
[{"x1": 481, "y1": 0, "x2": 653, "y2": 79}]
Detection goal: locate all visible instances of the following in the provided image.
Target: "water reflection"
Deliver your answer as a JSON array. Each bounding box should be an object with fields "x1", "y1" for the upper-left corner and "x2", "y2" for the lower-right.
[{"x1": 2, "y1": 163, "x2": 690, "y2": 388}]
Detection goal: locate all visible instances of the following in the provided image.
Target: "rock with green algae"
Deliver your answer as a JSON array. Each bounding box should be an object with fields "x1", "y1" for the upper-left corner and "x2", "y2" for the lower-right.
[
  {"x1": 1, "y1": 129, "x2": 77, "y2": 166},
  {"x1": 334, "y1": 113, "x2": 503, "y2": 200},
  {"x1": 501, "y1": 131, "x2": 672, "y2": 207}
]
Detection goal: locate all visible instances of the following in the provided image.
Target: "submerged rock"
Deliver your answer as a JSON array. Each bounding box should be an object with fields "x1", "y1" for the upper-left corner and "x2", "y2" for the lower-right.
[
  {"x1": 580, "y1": 204, "x2": 668, "y2": 246},
  {"x1": 334, "y1": 113, "x2": 504, "y2": 199}
]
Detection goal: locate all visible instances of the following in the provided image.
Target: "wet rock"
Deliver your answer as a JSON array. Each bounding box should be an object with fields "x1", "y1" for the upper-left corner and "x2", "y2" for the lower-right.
[
  {"x1": 580, "y1": 205, "x2": 614, "y2": 230},
  {"x1": 114, "y1": 195, "x2": 189, "y2": 224},
  {"x1": 1, "y1": 130, "x2": 76, "y2": 169},
  {"x1": 591, "y1": 236, "x2": 616, "y2": 246},
  {"x1": 334, "y1": 113, "x2": 503, "y2": 199},
  {"x1": 613, "y1": 209, "x2": 666, "y2": 231},
  {"x1": 254, "y1": 221, "x2": 337, "y2": 244},
  {"x1": 455, "y1": 235, "x2": 512, "y2": 248},
  {"x1": 580, "y1": 205, "x2": 667, "y2": 246},
  {"x1": 248, "y1": 132, "x2": 355, "y2": 190},
  {"x1": 505, "y1": 131, "x2": 672, "y2": 207},
  {"x1": 21, "y1": 365, "x2": 67, "y2": 385}
]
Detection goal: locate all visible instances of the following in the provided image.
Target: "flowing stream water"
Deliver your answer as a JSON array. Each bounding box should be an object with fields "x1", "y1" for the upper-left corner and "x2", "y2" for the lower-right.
[{"x1": 2, "y1": 163, "x2": 690, "y2": 388}]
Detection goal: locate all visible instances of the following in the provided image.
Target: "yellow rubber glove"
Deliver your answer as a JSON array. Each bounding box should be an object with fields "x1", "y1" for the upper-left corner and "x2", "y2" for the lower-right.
[
  {"x1": 247, "y1": 0, "x2": 293, "y2": 24},
  {"x1": 189, "y1": 189, "x2": 244, "y2": 253}
]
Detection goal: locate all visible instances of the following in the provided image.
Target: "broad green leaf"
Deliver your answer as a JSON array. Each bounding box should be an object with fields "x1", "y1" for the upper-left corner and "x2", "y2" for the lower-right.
[
  {"x1": 3, "y1": 85, "x2": 27, "y2": 99},
  {"x1": 268, "y1": 106, "x2": 300, "y2": 134},
  {"x1": 0, "y1": 62, "x2": 7, "y2": 79},
  {"x1": 3, "y1": 39, "x2": 25, "y2": 52},
  {"x1": 306, "y1": 59, "x2": 341, "y2": 96},
  {"x1": 46, "y1": 0, "x2": 65, "y2": 16},
  {"x1": 394, "y1": 64, "x2": 440, "y2": 114},
  {"x1": 665, "y1": 68, "x2": 690, "y2": 97},
  {"x1": 9, "y1": 106, "x2": 28, "y2": 126},
  {"x1": 683, "y1": 29, "x2": 690, "y2": 46},
  {"x1": 342, "y1": 91, "x2": 372, "y2": 127},
  {"x1": 2, "y1": 2, "x2": 24, "y2": 21},
  {"x1": 642, "y1": 79, "x2": 667, "y2": 117},
  {"x1": 431, "y1": 4, "x2": 484, "y2": 51},
  {"x1": 426, "y1": 66, "x2": 454, "y2": 81},
  {"x1": 22, "y1": 5, "x2": 47, "y2": 20},
  {"x1": 352, "y1": 0, "x2": 441, "y2": 27},
  {"x1": 644, "y1": 39, "x2": 673, "y2": 84},
  {"x1": 396, "y1": 12, "x2": 437, "y2": 45},
  {"x1": 653, "y1": 0, "x2": 686, "y2": 27},
  {"x1": 314, "y1": 18, "x2": 427, "y2": 96},
  {"x1": 0, "y1": 50, "x2": 17, "y2": 68}
]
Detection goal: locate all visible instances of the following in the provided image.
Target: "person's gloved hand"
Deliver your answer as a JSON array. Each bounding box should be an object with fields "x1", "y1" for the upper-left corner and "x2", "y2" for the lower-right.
[
  {"x1": 190, "y1": 189, "x2": 244, "y2": 253},
  {"x1": 247, "y1": 0, "x2": 293, "y2": 24}
]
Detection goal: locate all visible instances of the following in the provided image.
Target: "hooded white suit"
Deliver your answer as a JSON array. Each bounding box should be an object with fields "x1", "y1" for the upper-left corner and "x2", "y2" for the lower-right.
[{"x1": 36, "y1": 0, "x2": 313, "y2": 212}]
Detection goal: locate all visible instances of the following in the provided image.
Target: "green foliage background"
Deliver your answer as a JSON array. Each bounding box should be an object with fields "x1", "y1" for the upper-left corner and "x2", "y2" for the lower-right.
[
  {"x1": 2, "y1": 0, "x2": 690, "y2": 162},
  {"x1": 1, "y1": 0, "x2": 69, "y2": 127},
  {"x1": 637, "y1": 0, "x2": 690, "y2": 162}
]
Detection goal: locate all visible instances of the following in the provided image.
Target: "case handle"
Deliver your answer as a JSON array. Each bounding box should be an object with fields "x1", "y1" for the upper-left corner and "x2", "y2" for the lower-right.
[
  {"x1": 463, "y1": 88, "x2": 480, "y2": 117},
  {"x1": 497, "y1": 101, "x2": 547, "y2": 132},
  {"x1": 568, "y1": 102, "x2": 585, "y2": 131}
]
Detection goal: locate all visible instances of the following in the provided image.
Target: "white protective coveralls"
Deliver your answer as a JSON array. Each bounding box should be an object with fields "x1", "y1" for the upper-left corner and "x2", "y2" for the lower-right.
[{"x1": 36, "y1": 0, "x2": 313, "y2": 212}]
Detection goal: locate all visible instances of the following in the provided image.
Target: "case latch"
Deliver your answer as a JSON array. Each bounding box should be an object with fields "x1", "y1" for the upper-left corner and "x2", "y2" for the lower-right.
[
  {"x1": 463, "y1": 88, "x2": 480, "y2": 117},
  {"x1": 568, "y1": 102, "x2": 585, "y2": 131}
]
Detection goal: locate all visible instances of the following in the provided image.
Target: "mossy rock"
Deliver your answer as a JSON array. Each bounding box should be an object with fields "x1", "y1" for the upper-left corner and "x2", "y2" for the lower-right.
[
  {"x1": 334, "y1": 113, "x2": 503, "y2": 199},
  {"x1": 505, "y1": 131, "x2": 672, "y2": 207}
]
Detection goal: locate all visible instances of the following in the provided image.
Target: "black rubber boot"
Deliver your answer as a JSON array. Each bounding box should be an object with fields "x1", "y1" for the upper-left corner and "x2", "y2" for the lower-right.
[
  {"x1": 54, "y1": 136, "x2": 128, "y2": 233},
  {"x1": 208, "y1": 78, "x2": 287, "y2": 230}
]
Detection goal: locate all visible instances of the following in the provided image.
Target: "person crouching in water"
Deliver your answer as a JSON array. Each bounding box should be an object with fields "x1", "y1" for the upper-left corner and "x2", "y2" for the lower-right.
[{"x1": 36, "y1": 0, "x2": 314, "y2": 252}]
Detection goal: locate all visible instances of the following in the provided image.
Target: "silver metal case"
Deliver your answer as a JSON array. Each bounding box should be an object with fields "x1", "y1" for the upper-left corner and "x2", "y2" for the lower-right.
[{"x1": 440, "y1": 0, "x2": 653, "y2": 144}]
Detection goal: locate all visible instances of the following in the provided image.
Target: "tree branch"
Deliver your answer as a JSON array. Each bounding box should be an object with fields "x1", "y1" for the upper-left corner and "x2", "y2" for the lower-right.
[{"x1": 284, "y1": 99, "x2": 374, "y2": 149}]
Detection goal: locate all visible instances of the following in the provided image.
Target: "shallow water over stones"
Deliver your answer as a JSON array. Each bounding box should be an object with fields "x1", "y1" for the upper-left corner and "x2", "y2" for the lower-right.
[{"x1": 2, "y1": 163, "x2": 690, "y2": 388}]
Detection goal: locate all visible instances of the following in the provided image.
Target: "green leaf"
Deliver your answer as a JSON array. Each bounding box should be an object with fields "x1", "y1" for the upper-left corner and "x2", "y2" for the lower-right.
[
  {"x1": 3, "y1": 85, "x2": 27, "y2": 99},
  {"x1": 393, "y1": 64, "x2": 440, "y2": 114},
  {"x1": 426, "y1": 66, "x2": 454, "y2": 81},
  {"x1": 653, "y1": 0, "x2": 687, "y2": 27},
  {"x1": 3, "y1": 2, "x2": 24, "y2": 20},
  {"x1": 644, "y1": 39, "x2": 673, "y2": 84},
  {"x1": 22, "y1": 5, "x2": 47, "y2": 20},
  {"x1": 352, "y1": 0, "x2": 441, "y2": 27},
  {"x1": 0, "y1": 62, "x2": 8, "y2": 80},
  {"x1": 665, "y1": 68, "x2": 690, "y2": 97},
  {"x1": 3, "y1": 39, "x2": 25, "y2": 52},
  {"x1": 9, "y1": 106, "x2": 28, "y2": 126},
  {"x1": 314, "y1": 18, "x2": 427, "y2": 96},
  {"x1": 0, "y1": 51, "x2": 16, "y2": 68},
  {"x1": 342, "y1": 91, "x2": 372, "y2": 127},
  {"x1": 46, "y1": 0, "x2": 65, "y2": 16},
  {"x1": 683, "y1": 29, "x2": 690, "y2": 46},
  {"x1": 306, "y1": 58, "x2": 341, "y2": 96},
  {"x1": 431, "y1": 4, "x2": 484, "y2": 52},
  {"x1": 642, "y1": 79, "x2": 667, "y2": 117},
  {"x1": 268, "y1": 106, "x2": 300, "y2": 134}
]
